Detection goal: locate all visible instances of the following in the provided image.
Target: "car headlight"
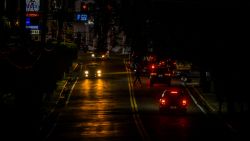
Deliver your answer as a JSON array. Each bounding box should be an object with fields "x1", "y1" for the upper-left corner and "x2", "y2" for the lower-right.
[
  {"x1": 97, "y1": 70, "x2": 101, "y2": 74},
  {"x1": 85, "y1": 70, "x2": 89, "y2": 74}
]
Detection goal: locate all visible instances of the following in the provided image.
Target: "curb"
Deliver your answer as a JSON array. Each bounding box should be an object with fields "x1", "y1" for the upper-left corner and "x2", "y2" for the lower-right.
[
  {"x1": 192, "y1": 86, "x2": 216, "y2": 113},
  {"x1": 41, "y1": 62, "x2": 79, "y2": 122}
]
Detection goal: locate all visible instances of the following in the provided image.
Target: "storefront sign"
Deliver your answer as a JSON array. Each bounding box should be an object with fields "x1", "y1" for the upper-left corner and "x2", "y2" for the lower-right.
[{"x1": 26, "y1": 0, "x2": 40, "y2": 12}]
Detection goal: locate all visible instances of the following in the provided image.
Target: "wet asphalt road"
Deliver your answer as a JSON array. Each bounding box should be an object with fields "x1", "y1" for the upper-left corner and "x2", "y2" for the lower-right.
[{"x1": 43, "y1": 52, "x2": 241, "y2": 141}]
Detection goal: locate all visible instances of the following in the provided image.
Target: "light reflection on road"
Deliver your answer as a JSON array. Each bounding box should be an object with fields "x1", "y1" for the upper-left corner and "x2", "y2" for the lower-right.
[
  {"x1": 78, "y1": 79, "x2": 122, "y2": 138},
  {"x1": 159, "y1": 116, "x2": 189, "y2": 128}
]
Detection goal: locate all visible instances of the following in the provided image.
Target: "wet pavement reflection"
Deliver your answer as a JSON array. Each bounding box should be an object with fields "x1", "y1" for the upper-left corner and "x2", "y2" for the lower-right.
[{"x1": 46, "y1": 74, "x2": 140, "y2": 141}]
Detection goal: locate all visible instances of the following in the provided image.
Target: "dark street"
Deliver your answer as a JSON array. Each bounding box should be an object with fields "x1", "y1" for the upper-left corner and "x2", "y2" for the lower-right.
[{"x1": 1, "y1": 0, "x2": 249, "y2": 141}]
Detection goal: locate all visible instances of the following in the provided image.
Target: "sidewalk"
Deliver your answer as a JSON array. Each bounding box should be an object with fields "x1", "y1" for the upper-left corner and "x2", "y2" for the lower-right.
[
  {"x1": 193, "y1": 87, "x2": 226, "y2": 114},
  {"x1": 41, "y1": 62, "x2": 79, "y2": 118},
  {"x1": 193, "y1": 85, "x2": 249, "y2": 138},
  {"x1": 194, "y1": 85, "x2": 249, "y2": 115}
]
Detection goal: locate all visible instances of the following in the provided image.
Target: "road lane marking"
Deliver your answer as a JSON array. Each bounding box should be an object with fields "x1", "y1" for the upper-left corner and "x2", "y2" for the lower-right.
[
  {"x1": 191, "y1": 87, "x2": 238, "y2": 134},
  {"x1": 65, "y1": 77, "x2": 79, "y2": 106},
  {"x1": 44, "y1": 112, "x2": 62, "y2": 140},
  {"x1": 125, "y1": 59, "x2": 150, "y2": 141},
  {"x1": 185, "y1": 87, "x2": 207, "y2": 114},
  {"x1": 192, "y1": 86, "x2": 216, "y2": 112},
  {"x1": 56, "y1": 80, "x2": 68, "y2": 104},
  {"x1": 104, "y1": 71, "x2": 130, "y2": 75}
]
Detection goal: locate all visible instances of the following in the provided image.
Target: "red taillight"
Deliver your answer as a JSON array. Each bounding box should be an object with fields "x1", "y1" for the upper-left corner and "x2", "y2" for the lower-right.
[
  {"x1": 160, "y1": 99, "x2": 166, "y2": 105},
  {"x1": 151, "y1": 65, "x2": 155, "y2": 69},
  {"x1": 159, "y1": 61, "x2": 165, "y2": 65},
  {"x1": 170, "y1": 91, "x2": 178, "y2": 94},
  {"x1": 182, "y1": 99, "x2": 187, "y2": 106}
]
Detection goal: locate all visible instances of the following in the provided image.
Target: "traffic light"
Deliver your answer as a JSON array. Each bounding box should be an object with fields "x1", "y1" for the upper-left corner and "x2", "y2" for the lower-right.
[
  {"x1": 88, "y1": 3, "x2": 94, "y2": 12},
  {"x1": 81, "y1": 2, "x2": 88, "y2": 12}
]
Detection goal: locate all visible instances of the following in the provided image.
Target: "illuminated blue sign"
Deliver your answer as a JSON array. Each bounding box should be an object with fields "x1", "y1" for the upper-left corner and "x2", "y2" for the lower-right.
[
  {"x1": 81, "y1": 14, "x2": 87, "y2": 21},
  {"x1": 26, "y1": 17, "x2": 31, "y2": 25},
  {"x1": 76, "y1": 13, "x2": 88, "y2": 22}
]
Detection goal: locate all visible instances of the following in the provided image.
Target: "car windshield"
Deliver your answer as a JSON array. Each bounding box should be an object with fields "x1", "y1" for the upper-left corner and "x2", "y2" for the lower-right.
[
  {"x1": 86, "y1": 63, "x2": 100, "y2": 68},
  {"x1": 163, "y1": 87, "x2": 185, "y2": 97},
  {"x1": 156, "y1": 68, "x2": 171, "y2": 73}
]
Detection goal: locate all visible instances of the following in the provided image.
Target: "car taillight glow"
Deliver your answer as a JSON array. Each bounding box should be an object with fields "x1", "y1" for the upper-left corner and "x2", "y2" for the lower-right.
[
  {"x1": 160, "y1": 99, "x2": 166, "y2": 105},
  {"x1": 182, "y1": 99, "x2": 187, "y2": 106},
  {"x1": 170, "y1": 91, "x2": 178, "y2": 94}
]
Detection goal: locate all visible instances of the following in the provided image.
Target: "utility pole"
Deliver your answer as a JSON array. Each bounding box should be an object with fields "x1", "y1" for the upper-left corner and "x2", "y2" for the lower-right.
[
  {"x1": 40, "y1": 0, "x2": 48, "y2": 45},
  {"x1": 95, "y1": 0, "x2": 112, "y2": 51},
  {"x1": 19, "y1": 0, "x2": 26, "y2": 30}
]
